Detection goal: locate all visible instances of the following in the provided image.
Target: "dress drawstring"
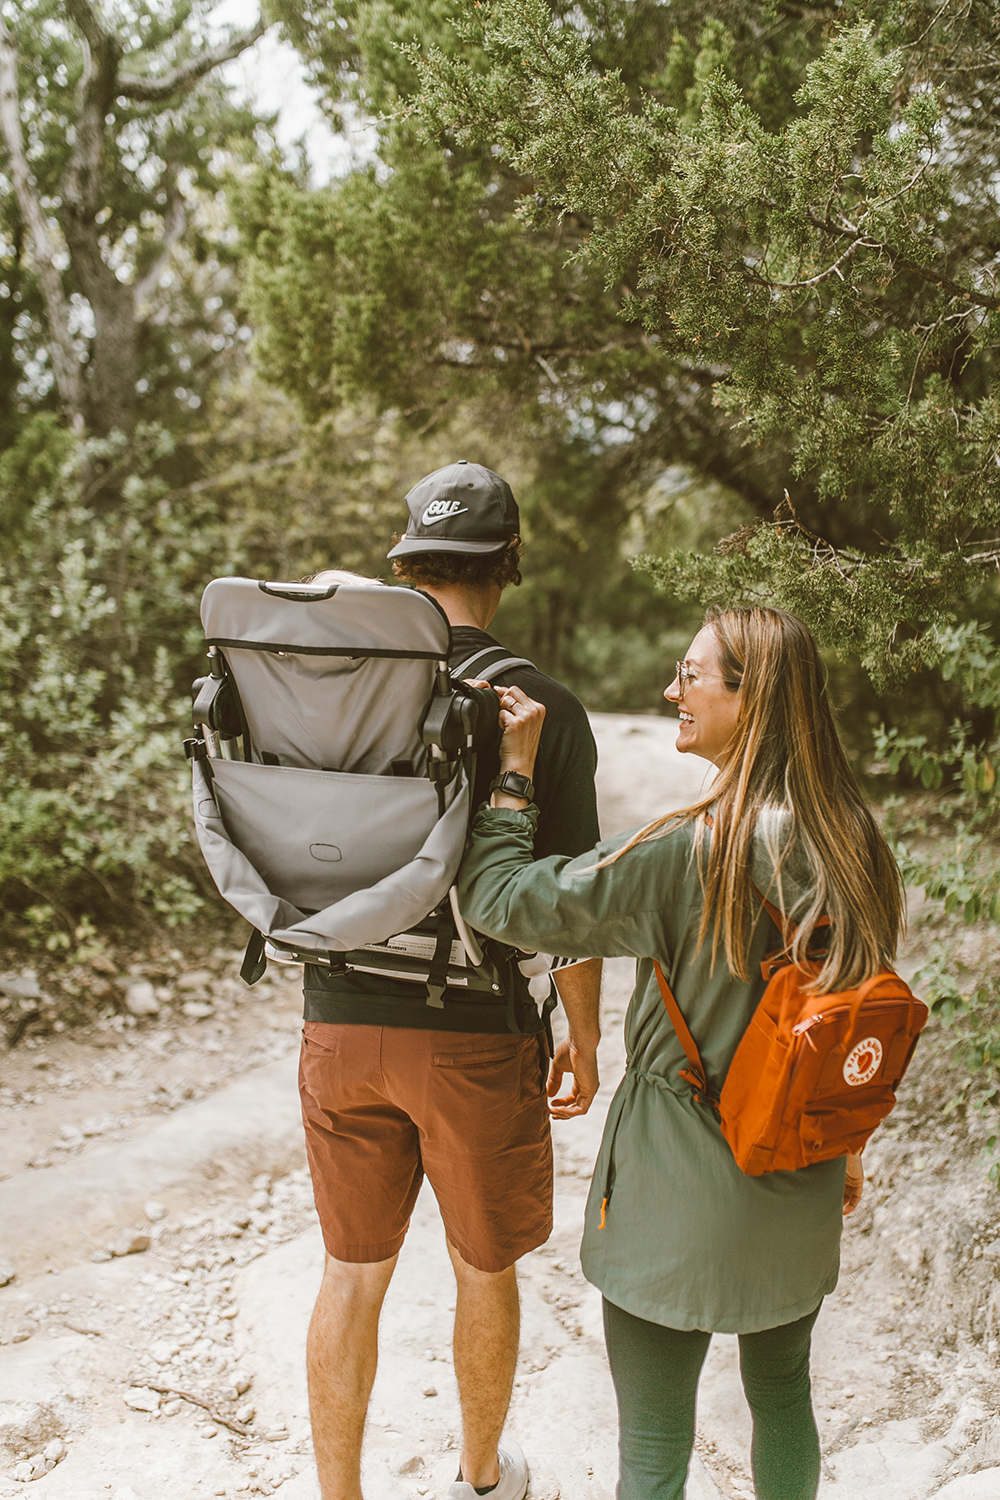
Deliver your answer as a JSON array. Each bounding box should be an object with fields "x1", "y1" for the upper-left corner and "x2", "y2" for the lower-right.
[{"x1": 597, "y1": 1082, "x2": 631, "y2": 1228}]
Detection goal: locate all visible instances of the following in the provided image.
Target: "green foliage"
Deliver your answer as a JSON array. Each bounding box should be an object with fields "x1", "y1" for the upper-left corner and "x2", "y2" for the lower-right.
[
  {"x1": 0, "y1": 412, "x2": 74, "y2": 536},
  {"x1": 245, "y1": 0, "x2": 821, "y2": 695},
  {"x1": 5, "y1": 0, "x2": 1000, "y2": 1002},
  {"x1": 0, "y1": 384, "x2": 387, "y2": 935},
  {"x1": 862, "y1": 623, "x2": 1000, "y2": 1109},
  {"x1": 1, "y1": 0, "x2": 269, "y2": 433},
  {"x1": 398, "y1": 0, "x2": 1000, "y2": 1106},
  {"x1": 0, "y1": 420, "x2": 207, "y2": 932},
  {"x1": 407, "y1": 0, "x2": 1000, "y2": 685}
]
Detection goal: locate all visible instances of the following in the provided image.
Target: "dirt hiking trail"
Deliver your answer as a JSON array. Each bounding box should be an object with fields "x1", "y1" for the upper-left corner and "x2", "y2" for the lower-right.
[{"x1": 2, "y1": 713, "x2": 1000, "y2": 1499}]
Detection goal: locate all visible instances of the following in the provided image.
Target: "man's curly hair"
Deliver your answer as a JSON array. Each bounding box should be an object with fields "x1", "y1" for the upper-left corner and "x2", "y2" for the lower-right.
[{"x1": 390, "y1": 540, "x2": 523, "y2": 590}]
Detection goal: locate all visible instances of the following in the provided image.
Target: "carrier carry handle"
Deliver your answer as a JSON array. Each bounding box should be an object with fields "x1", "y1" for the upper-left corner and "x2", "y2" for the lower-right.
[{"x1": 257, "y1": 580, "x2": 340, "y2": 601}]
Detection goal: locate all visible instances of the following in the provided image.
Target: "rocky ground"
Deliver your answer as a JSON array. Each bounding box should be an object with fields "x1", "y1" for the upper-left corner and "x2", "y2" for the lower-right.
[{"x1": 1, "y1": 713, "x2": 1000, "y2": 1499}]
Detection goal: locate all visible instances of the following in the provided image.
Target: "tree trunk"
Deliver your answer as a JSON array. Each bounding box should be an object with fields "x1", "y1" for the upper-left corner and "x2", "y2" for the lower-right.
[
  {"x1": 0, "y1": 19, "x2": 84, "y2": 429},
  {"x1": 60, "y1": 209, "x2": 138, "y2": 439},
  {"x1": 2, "y1": 2, "x2": 268, "y2": 444}
]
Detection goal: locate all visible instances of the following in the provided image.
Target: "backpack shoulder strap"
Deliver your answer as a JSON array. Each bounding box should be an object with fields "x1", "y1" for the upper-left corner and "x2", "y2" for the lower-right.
[
  {"x1": 753, "y1": 887, "x2": 831, "y2": 949},
  {"x1": 451, "y1": 645, "x2": 536, "y2": 682},
  {"x1": 652, "y1": 959, "x2": 718, "y2": 1109}
]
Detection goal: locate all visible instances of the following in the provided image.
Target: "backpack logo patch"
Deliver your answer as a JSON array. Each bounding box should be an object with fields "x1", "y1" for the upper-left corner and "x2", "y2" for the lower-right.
[
  {"x1": 843, "y1": 1036, "x2": 882, "y2": 1087},
  {"x1": 421, "y1": 500, "x2": 469, "y2": 526}
]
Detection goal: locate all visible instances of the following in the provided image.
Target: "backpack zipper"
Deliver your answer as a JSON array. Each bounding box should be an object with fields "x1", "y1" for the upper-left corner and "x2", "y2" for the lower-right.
[{"x1": 791, "y1": 1013, "x2": 824, "y2": 1036}]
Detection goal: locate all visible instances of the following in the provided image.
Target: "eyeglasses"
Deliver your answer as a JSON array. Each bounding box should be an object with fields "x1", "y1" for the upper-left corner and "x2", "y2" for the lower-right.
[
  {"x1": 673, "y1": 660, "x2": 742, "y2": 700},
  {"x1": 674, "y1": 661, "x2": 698, "y2": 699}
]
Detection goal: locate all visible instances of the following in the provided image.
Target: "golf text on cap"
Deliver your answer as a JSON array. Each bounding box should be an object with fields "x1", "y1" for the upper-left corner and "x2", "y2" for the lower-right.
[{"x1": 421, "y1": 500, "x2": 469, "y2": 526}]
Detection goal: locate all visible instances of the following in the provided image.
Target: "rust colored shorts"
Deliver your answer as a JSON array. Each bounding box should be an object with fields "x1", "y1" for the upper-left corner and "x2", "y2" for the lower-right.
[{"x1": 298, "y1": 1022, "x2": 553, "y2": 1273}]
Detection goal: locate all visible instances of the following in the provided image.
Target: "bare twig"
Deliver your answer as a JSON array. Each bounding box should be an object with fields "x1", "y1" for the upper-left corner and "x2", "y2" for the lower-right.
[
  {"x1": 723, "y1": 514, "x2": 1000, "y2": 580},
  {"x1": 157, "y1": 450, "x2": 303, "y2": 503},
  {"x1": 901, "y1": 0, "x2": 959, "y2": 52},
  {"x1": 752, "y1": 235, "x2": 877, "y2": 292},
  {"x1": 132, "y1": 1381, "x2": 252, "y2": 1437},
  {"x1": 804, "y1": 210, "x2": 1000, "y2": 311},
  {"x1": 5, "y1": 1009, "x2": 41, "y2": 1047},
  {"x1": 535, "y1": 352, "x2": 561, "y2": 385}
]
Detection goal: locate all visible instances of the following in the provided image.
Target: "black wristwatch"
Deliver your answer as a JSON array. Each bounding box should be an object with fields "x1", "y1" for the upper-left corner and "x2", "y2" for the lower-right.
[{"x1": 489, "y1": 770, "x2": 535, "y2": 803}]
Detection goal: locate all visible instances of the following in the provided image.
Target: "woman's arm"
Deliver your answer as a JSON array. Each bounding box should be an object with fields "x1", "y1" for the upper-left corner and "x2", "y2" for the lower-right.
[
  {"x1": 459, "y1": 804, "x2": 670, "y2": 960},
  {"x1": 459, "y1": 681, "x2": 675, "y2": 958}
]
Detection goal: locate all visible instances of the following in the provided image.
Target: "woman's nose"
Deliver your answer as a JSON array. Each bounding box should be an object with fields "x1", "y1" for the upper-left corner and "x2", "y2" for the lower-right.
[{"x1": 664, "y1": 678, "x2": 680, "y2": 704}]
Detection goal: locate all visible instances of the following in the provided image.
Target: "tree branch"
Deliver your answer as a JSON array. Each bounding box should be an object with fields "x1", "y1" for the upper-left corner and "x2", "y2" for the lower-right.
[
  {"x1": 61, "y1": 1, "x2": 121, "y2": 224},
  {"x1": 134, "y1": 182, "x2": 187, "y2": 311},
  {"x1": 805, "y1": 211, "x2": 1000, "y2": 311},
  {"x1": 63, "y1": 0, "x2": 110, "y2": 52},
  {"x1": 156, "y1": 450, "x2": 304, "y2": 503},
  {"x1": 117, "y1": 19, "x2": 269, "y2": 103},
  {"x1": 750, "y1": 234, "x2": 878, "y2": 292},
  {"x1": 0, "y1": 19, "x2": 84, "y2": 427}
]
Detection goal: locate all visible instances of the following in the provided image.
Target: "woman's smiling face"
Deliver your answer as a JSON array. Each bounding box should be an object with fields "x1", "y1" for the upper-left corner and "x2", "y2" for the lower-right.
[{"x1": 664, "y1": 626, "x2": 743, "y2": 767}]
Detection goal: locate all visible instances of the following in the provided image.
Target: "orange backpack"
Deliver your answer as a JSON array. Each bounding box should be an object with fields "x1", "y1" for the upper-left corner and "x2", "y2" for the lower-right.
[{"x1": 653, "y1": 894, "x2": 928, "y2": 1176}]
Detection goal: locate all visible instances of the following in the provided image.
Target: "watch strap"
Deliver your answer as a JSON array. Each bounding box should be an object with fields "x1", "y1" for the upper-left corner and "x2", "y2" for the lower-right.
[{"x1": 489, "y1": 770, "x2": 535, "y2": 803}]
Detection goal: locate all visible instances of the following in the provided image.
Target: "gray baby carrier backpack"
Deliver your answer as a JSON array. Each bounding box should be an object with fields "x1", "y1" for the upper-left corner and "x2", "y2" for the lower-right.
[{"x1": 185, "y1": 576, "x2": 540, "y2": 1029}]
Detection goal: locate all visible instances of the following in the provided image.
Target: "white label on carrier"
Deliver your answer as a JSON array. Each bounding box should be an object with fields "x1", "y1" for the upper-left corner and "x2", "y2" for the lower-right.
[
  {"x1": 843, "y1": 1037, "x2": 882, "y2": 1087},
  {"x1": 362, "y1": 935, "x2": 466, "y2": 966}
]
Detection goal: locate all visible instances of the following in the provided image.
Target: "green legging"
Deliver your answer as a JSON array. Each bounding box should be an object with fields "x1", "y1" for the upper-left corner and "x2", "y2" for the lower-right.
[{"x1": 602, "y1": 1298, "x2": 822, "y2": 1500}]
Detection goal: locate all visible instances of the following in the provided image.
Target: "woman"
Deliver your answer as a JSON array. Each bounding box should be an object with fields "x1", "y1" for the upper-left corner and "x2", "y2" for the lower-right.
[{"x1": 457, "y1": 606, "x2": 904, "y2": 1500}]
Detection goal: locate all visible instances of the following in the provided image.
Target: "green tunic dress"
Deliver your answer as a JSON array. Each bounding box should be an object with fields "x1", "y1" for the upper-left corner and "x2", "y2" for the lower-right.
[{"x1": 458, "y1": 805, "x2": 845, "y2": 1335}]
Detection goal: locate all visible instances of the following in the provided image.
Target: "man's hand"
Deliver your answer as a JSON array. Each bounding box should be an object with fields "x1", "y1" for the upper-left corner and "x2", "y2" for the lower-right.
[
  {"x1": 547, "y1": 1037, "x2": 600, "y2": 1119},
  {"x1": 843, "y1": 1152, "x2": 864, "y2": 1215}
]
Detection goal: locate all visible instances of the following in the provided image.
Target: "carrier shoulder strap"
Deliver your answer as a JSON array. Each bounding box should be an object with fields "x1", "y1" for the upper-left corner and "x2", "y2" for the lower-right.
[{"x1": 451, "y1": 645, "x2": 536, "y2": 682}]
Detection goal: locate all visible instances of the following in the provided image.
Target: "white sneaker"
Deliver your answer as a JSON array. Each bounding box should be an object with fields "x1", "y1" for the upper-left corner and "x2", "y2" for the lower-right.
[{"x1": 445, "y1": 1438, "x2": 529, "y2": 1500}]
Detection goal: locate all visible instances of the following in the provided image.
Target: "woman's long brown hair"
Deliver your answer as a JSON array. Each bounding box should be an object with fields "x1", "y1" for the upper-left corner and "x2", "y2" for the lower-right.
[{"x1": 601, "y1": 606, "x2": 905, "y2": 992}]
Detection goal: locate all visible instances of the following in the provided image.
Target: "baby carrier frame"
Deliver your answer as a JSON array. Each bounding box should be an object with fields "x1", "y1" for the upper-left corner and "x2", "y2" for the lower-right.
[{"x1": 185, "y1": 577, "x2": 539, "y2": 1030}]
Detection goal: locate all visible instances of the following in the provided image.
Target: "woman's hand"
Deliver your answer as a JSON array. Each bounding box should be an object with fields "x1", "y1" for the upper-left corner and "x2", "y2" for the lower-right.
[
  {"x1": 495, "y1": 685, "x2": 545, "y2": 781},
  {"x1": 843, "y1": 1152, "x2": 864, "y2": 1215}
]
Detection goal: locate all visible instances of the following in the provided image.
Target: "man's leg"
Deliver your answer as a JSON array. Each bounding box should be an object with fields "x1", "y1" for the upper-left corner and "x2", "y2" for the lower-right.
[
  {"x1": 448, "y1": 1239, "x2": 521, "y2": 1491},
  {"x1": 307, "y1": 1251, "x2": 399, "y2": 1500}
]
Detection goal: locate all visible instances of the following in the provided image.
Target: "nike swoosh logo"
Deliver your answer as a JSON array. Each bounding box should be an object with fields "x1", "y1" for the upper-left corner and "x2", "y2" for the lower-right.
[{"x1": 421, "y1": 507, "x2": 469, "y2": 525}]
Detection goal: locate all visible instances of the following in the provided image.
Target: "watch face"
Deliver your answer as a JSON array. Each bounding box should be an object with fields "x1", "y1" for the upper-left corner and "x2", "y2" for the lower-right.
[{"x1": 492, "y1": 771, "x2": 532, "y2": 797}]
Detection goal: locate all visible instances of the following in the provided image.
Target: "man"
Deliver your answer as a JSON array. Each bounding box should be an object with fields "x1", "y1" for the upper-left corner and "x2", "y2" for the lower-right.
[{"x1": 299, "y1": 461, "x2": 603, "y2": 1500}]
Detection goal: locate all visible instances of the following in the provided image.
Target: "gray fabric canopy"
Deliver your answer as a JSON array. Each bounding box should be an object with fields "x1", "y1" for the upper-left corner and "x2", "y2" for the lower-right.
[{"x1": 191, "y1": 578, "x2": 471, "y2": 953}]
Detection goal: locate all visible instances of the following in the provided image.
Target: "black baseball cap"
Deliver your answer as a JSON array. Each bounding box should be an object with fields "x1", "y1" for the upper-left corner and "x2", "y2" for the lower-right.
[{"x1": 386, "y1": 460, "x2": 520, "y2": 558}]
